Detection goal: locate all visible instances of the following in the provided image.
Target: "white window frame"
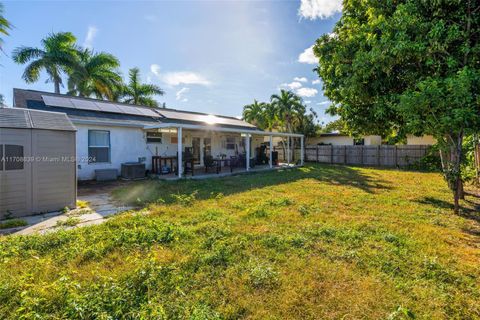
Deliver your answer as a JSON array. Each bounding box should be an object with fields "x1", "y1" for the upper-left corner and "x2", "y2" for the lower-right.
[{"x1": 88, "y1": 130, "x2": 111, "y2": 163}]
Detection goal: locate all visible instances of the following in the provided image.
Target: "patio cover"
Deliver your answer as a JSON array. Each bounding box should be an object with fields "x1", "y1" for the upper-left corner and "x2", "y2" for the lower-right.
[{"x1": 144, "y1": 123, "x2": 305, "y2": 177}]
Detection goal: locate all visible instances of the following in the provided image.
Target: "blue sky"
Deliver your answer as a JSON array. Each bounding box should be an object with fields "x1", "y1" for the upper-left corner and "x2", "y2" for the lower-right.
[{"x1": 0, "y1": 0, "x2": 341, "y2": 124}]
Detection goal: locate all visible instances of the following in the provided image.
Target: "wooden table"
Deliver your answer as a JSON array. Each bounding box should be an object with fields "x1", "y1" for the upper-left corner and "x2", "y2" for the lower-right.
[
  {"x1": 213, "y1": 158, "x2": 233, "y2": 173},
  {"x1": 152, "y1": 156, "x2": 176, "y2": 175}
]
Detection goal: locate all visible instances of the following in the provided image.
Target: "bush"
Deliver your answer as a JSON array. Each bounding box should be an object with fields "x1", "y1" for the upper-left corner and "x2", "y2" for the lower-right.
[{"x1": 0, "y1": 219, "x2": 28, "y2": 230}]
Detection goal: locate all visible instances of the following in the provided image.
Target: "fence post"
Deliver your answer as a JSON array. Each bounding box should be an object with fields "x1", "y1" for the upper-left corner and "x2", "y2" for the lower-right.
[
  {"x1": 344, "y1": 145, "x2": 347, "y2": 165},
  {"x1": 330, "y1": 145, "x2": 334, "y2": 164},
  {"x1": 394, "y1": 145, "x2": 398, "y2": 167},
  {"x1": 377, "y1": 145, "x2": 381, "y2": 166},
  {"x1": 316, "y1": 145, "x2": 319, "y2": 163},
  {"x1": 360, "y1": 146, "x2": 364, "y2": 165}
]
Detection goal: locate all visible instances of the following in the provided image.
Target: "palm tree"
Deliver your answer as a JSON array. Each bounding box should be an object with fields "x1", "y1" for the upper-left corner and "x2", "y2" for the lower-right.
[
  {"x1": 121, "y1": 68, "x2": 164, "y2": 107},
  {"x1": 12, "y1": 32, "x2": 78, "y2": 93},
  {"x1": 270, "y1": 90, "x2": 305, "y2": 162},
  {"x1": 242, "y1": 100, "x2": 267, "y2": 129},
  {"x1": 67, "y1": 49, "x2": 122, "y2": 100},
  {"x1": 270, "y1": 89, "x2": 304, "y2": 134},
  {"x1": 0, "y1": 3, "x2": 11, "y2": 52}
]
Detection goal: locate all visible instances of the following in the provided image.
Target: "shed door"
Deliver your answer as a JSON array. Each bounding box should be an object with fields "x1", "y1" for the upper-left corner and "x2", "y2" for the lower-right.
[{"x1": 0, "y1": 128, "x2": 32, "y2": 218}]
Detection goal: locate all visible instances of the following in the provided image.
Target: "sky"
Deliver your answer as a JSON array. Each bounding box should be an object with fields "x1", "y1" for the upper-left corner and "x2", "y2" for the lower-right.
[{"x1": 0, "y1": 0, "x2": 342, "y2": 124}]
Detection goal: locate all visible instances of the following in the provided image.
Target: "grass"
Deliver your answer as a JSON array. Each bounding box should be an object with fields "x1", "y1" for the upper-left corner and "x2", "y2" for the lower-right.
[
  {"x1": 0, "y1": 219, "x2": 28, "y2": 230},
  {"x1": 0, "y1": 164, "x2": 479, "y2": 319},
  {"x1": 55, "y1": 217, "x2": 82, "y2": 228}
]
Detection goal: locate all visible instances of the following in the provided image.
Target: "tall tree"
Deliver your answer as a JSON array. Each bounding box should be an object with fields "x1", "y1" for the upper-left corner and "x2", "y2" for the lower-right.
[
  {"x1": 314, "y1": 0, "x2": 480, "y2": 213},
  {"x1": 121, "y1": 67, "x2": 164, "y2": 107},
  {"x1": 270, "y1": 89, "x2": 304, "y2": 134},
  {"x1": 0, "y1": 3, "x2": 11, "y2": 52},
  {"x1": 12, "y1": 32, "x2": 78, "y2": 93},
  {"x1": 243, "y1": 100, "x2": 267, "y2": 129},
  {"x1": 67, "y1": 49, "x2": 122, "y2": 100}
]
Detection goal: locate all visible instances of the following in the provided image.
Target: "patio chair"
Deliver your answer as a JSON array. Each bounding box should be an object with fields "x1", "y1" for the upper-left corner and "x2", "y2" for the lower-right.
[{"x1": 205, "y1": 155, "x2": 220, "y2": 174}]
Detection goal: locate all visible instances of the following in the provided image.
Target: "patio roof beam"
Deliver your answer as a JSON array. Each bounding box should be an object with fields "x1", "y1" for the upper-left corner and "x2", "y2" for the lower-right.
[{"x1": 143, "y1": 123, "x2": 304, "y2": 138}]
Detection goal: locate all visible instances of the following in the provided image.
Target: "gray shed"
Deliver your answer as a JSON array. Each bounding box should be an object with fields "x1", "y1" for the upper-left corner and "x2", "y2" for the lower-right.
[{"x1": 0, "y1": 108, "x2": 77, "y2": 218}]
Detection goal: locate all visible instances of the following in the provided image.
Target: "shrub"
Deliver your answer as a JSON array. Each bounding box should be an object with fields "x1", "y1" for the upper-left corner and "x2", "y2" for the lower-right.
[{"x1": 0, "y1": 219, "x2": 28, "y2": 230}]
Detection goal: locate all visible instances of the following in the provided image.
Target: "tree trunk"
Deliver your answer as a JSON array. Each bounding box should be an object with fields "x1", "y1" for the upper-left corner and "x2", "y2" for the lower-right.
[
  {"x1": 438, "y1": 133, "x2": 464, "y2": 214},
  {"x1": 54, "y1": 80, "x2": 60, "y2": 94},
  {"x1": 452, "y1": 132, "x2": 464, "y2": 214}
]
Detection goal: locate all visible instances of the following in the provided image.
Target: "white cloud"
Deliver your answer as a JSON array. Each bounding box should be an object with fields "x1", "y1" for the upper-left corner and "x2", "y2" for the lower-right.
[
  {"x1": 83, "y1": 26, "x2": 98, "y2": 50},
  {"x1": 150, "y1": 64, "x2": 161, "y2": 76},
  {"x1": 150, "y1": 64, "x2": 211, "y2": 86},
  {"x1": 317, "y1": 100, "x2": 331, "y2": 106},
  {"x1": 312, "y1": 79, "x2": 321, "y2": 85},
  {"x1": 280, "y1": 81, "x2": 303, "y2": 90},
  {"x1": 298, "y1": 46, "x2": 317, "y2": 64},
  {"x1": 298, "y1": 0, "x2": 342, "y2": 20},
  {"x1": 296, "y1": 87, "x2": 318, "y2": 98},
  {"x1": 293, "y1": 77, "x2": 308, "y2": 83},
  {"x1": 176, "y1": 87, "x2": 190, "y2": 100},
  {"x1": 305, "y1": 100, "x2": 312, "y2": 104}
]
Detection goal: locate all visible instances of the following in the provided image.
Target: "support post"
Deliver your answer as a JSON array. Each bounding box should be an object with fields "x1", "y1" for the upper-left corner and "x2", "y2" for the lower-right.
[
  {"x1": 287, "y1": 136, "x2": 290, "y2": 164},
  {"x1": 269, "y1": 135, "x2": 273, "y2": 168},
  {"x1": 177, "y1": 127, "x2": 183, "y2": 178},
  {"x1": 246, "y1": 134, "x2": 250, "y2": 171},
  {"x1": 300, "y1": 136, "x2": 304, "y2": 166}
]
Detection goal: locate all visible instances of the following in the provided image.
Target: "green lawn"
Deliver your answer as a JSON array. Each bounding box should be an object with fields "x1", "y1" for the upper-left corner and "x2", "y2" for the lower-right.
[{"x1": 1, "y1": 164, "x2": 479, "y2": 319}]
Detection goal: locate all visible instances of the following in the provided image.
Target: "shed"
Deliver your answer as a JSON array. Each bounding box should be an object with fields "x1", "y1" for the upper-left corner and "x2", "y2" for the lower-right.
[{"x1": 0, "y1": 108, "x2": 77, "y2": 218}]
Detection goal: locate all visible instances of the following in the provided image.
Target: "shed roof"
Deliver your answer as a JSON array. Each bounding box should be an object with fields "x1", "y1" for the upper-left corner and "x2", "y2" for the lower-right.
[
  {"x1": 13, "y1": 88, "x2": 257, "y2": 130},
  {"x1": 0, "y1": 107, "x2": 76, "y2": 131}
]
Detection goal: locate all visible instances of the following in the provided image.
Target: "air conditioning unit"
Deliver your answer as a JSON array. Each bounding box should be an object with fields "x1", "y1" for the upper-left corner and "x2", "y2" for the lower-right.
[{"x1": 121, "y1": 162, "x2": 146, "y2": 180}]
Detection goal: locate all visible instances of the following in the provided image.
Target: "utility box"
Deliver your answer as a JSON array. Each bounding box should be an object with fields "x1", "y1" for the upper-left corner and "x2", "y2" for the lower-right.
[{"x1": 121, "y1": 162, "x2": 145, "y2": 180}]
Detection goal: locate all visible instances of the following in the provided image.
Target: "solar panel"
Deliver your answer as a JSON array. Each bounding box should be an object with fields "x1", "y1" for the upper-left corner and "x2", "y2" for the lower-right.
[
  {"x1": 156, "y1": 109, "x2": 256, "y2": 127},
  {"x1": 95, "y1": 101, "x2": 124, "y2": 114},
  {"x1": 137, "y1": 107, "x2": 161, "y2": 118},
  {"x1": 70, "y1": 98, "x2": 101, "y2": 111},
  {"x1": 42, "y1": 95, "x2": 75, "y2": 109},
  {"x1": 116, "y1": 104, "x2": 145, "y2": 116}
]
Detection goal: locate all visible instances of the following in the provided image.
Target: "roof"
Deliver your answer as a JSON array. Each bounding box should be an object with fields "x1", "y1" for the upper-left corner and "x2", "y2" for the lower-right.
[
  {"x1": 13, "y1": 88, "x2": 257, "y2": 130},
  {"x1": 0, "y1": 107, "x2": 76, "y2": 131}
]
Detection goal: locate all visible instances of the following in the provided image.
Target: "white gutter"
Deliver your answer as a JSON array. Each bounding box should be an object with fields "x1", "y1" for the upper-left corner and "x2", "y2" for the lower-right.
[
  {"x1": 70, "y1": 118, "x2": 148, "y2": 128},
  {"x1": 143, "y1": 123, "x2": 304, "y2": 138}
]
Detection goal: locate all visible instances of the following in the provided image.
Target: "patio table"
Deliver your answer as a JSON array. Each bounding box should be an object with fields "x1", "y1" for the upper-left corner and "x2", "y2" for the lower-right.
[{"x1": 212, "y1": 158, "x2": 233, "y2": 173}]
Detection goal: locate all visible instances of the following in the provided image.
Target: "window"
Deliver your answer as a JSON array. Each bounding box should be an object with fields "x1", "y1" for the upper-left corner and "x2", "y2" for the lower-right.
[
  {"x1": 170, "y1": 136, "x2": 185, "y2": 144},
  {"x1": 146, "y1": 131, "x2": 162, "y2": 143},
  {"x1": 88, "y1": 130, "x2": 110, "y2": 163},
  {"x1": 354, "y1": 138, "x2": 365, "y2": 146},
  {"x1": 4, "y1": 144, "x2": 24, "y2": 171},
  {"x1": 226, "y1": 137, "x2": 236, "y2": 150}
]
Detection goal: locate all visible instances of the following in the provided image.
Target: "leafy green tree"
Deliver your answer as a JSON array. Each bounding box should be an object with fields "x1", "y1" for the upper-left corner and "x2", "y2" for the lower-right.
[
  {"x1": 0, "y1": 3, "x2": 11, "y2": 52},
  {"x1": 121, "y1": 68, "x2": 164, "y2": 107},
  {"x1": 270, "y1": 90, "x2": 304, "y2": 135},
  {"x1": 243, "y1": 100, "x2": 268, "y2": 129},
  {"x1": 67, "y1": 49, "x2": 122, "y2": 100},
  {"x1": 314, "y1": 0, "x2": 480, "y2": 213},
  {"x1": 12, "y1": 32, "x2": 78, "y2": 93}
]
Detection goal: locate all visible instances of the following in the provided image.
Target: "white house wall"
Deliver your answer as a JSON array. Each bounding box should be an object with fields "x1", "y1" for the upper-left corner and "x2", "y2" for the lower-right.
[
  {"x1": 75, "y1": 124, "x2": 149, "y2": 180},
  {"x1": 75, "y1": 125, "x2": 264, "y2": 180}
]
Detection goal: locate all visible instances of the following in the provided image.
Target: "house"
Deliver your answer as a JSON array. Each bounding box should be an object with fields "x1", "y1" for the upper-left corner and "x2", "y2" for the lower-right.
[
  {"x1": 13, "y1": 89, "x2": 304, "y2": 180},
  {"x1": 406, "y1": 135, "x2": 436, "y2": 145},
  {"x1": 307, "y1": 133, "x2": 382, "y2": 146}
]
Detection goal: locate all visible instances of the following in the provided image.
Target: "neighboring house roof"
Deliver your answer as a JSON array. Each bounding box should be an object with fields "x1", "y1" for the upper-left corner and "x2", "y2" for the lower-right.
[
  {"x1": 318, "y1": 132, "x2": 349, "y2": 137},
  {"x1": 13, "y1": 88, "x2": 258, "y2": 130},
  {"x1": 0, "y1": 107, "x2": 76, "y2": 131}
]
